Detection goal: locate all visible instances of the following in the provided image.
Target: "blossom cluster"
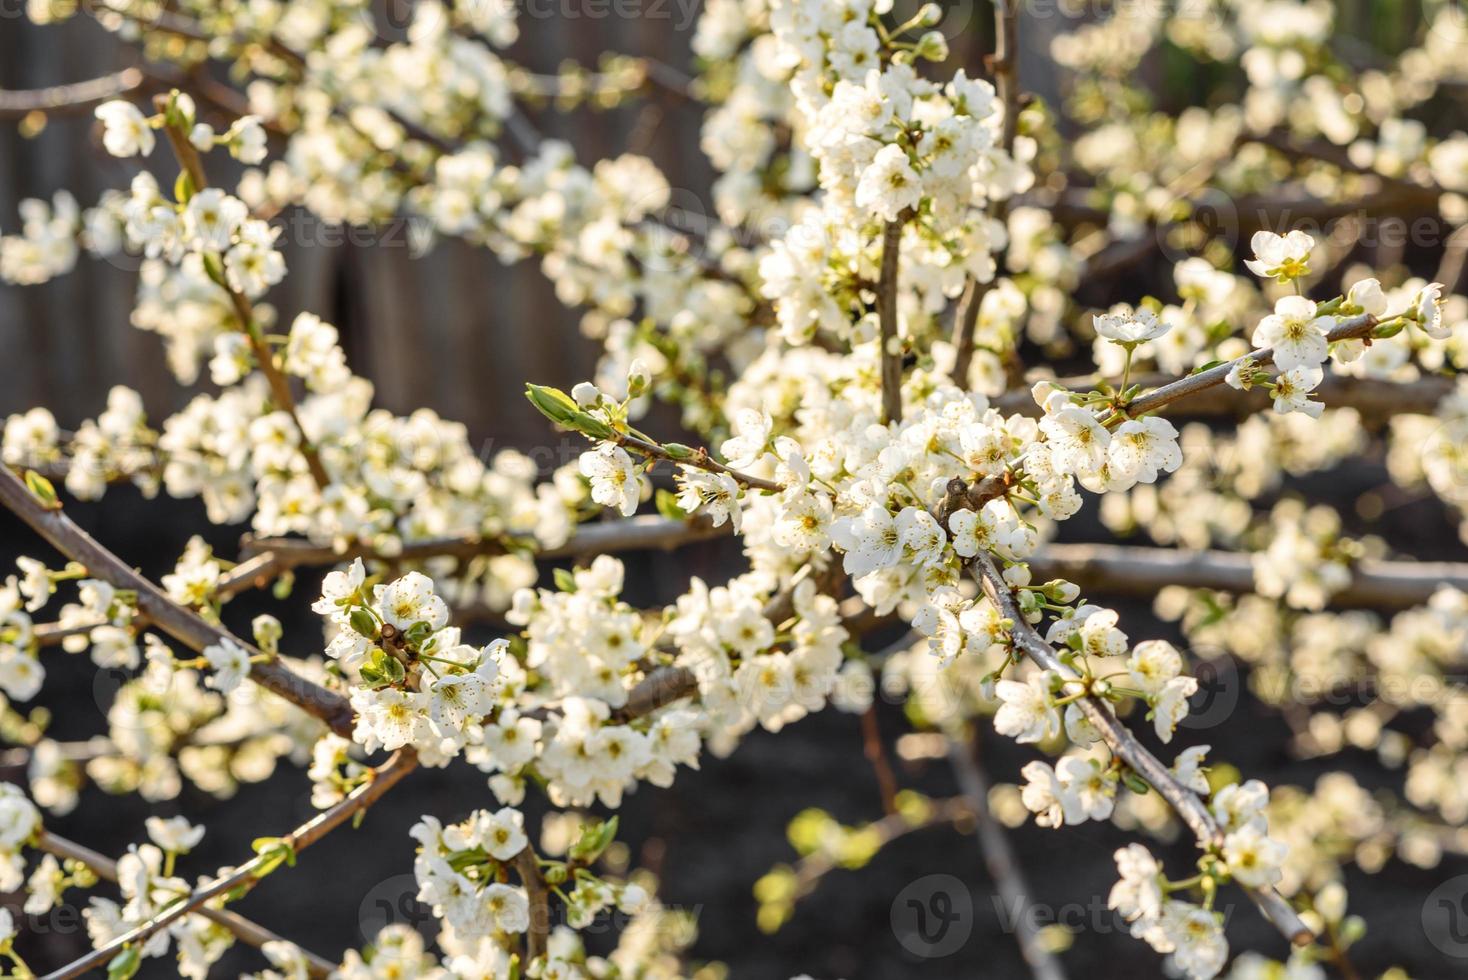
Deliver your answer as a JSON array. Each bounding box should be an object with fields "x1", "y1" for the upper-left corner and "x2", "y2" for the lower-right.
[{"x1": 3, "y1": 0, "x2": 1468, "y2": 976}]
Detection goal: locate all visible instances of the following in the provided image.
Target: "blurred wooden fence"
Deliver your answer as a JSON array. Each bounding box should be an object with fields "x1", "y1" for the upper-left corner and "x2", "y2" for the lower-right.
[{"x1": 0, "y1": 3, "x2": 1029, "y2": 447}]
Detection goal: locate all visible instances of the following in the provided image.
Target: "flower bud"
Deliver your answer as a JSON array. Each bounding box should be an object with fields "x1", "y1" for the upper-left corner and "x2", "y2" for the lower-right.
[
  {"x1": 525, "y1": 383, "x2": 580, "y2": 425},
  {"x1": 1044, "y1": 579, "x2": 1081, "y2": 603},
  {"x1": 572, "y1": 381, "x2": 601, "y2": 407},
  {"x1": 252, "y1": 613, "x2": 283, "y2": 653},
  {"x1": 627, "y1": 358, "x2": 651, "y2": 398},
  {"x1": 916, "y1": 31, "x2": 949, "y2": 62}
]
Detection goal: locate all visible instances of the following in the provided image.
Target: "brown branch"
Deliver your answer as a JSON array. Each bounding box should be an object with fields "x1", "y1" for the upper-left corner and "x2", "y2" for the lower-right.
[
  {"x1": 544, "y1": 570, "x2": 841, "y2": 726},
  {"x1": 950, "y1": 277, "x2": 989, "y2": 387},
  {"x1": 951, "y1": 0, "x2": 1020, "y2": 385},
  {"x1": 879, "y1": 216, "x2": 907, "y2": 424},
  {"x1": 33, "y1": 831, "x2": 336, "y2": 978},
  {"x1": 0, "y1": 69, "x2": 147, "y2": 118},
  {"x1": 610, "y1": 430, "x2": 785, "y2": 494},
  {"x1": 1050, "y1": 185, "x2": 1442, "y2": 276},
  {"x1": 1436, "y1": 224, "x2": 1468, "y2": 297},
  {"x1": 948, "y1": 732, "x2": 1068, "y2": 980},
  {"x1": 995, "y1": 370, "x2": 1453, "y2": 421},
  {"x1": 970, "y1": 553, "x2": 1313, "y2": 947},
  {"x1": 153, "y1": 96, "x2": 331, "y2": 491},
  {"x1": 40, "y1": 750, "x2": 416, "y2": 980},
  {"x1": 608, "y1": 569, "x2": 843, "y2": 723},
  {"x1": 1028, "y1": 542, "x2": 1468, "y2": 611},
  {"x1": 0, "y1": 467, "x2": 355, "y2": 737},
  {"x1": 42, "y1": 536, "x2": 1454, "y2": 671},
  {"x1": 609, "y1": 666, "x2": 698, "y2": 723},
  {"x1": 1124, "y1": 313, "x2": 1379, "y2": 418},
  {"x1": 992, "y1": 0, "x2": 1020, "y2": 153},
  {"x1": 860, "y1": 706, "x2": 899, "y2": 816},
  {"x1": 511, "y1": 846, "x2": 550, "y2": 962},
  {"x1": 240, "y1": 514, "x2": 729, "y2": 576},
  {"x1": 31, "y1": 552, "x2": 291, "y2": 650},
  {"x1": 32, "y1": 619, "x2": 123, "y2": 647}
]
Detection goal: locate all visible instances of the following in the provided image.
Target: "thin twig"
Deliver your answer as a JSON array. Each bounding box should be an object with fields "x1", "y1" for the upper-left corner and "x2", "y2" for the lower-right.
[
  {"x1": 948, "y1": 732, "x2": 1068, "y2": 980},
  {"x1": 1435, "y1": 224, "x2": 1468, "y2": 297},
  {"x1": 608, "y1": 430, "x2": 785, "y2": 493},
  {"x1": 951, "y1": 277, "x2": 990, "y2": 388},
  {"x1": 240, "y1": 514, "x2": 728, "y2": 574},
  {"x1": 0, "y1": 69, "x2": 147, "y2": 117},
  {"x1": 1050, "y1": 184, "x2": 1442, "y2": 275},
  {"x1": 992, "y1": 0, "x2": 1020, "y2": 157},
  {"x1": 230, "y1": 517, "x2": 1468, "y2": 618},
  {"x1": 0, "y1": 467, "x2": 355, "y2": 737},
  {"x1": 153, "y1": 96, "x2": 331, "y2": 491},
  {"x1": 952, "y1": 0, "x2": 1020, "y2": 385},
  {"x1": 879, "y1": 216, "x2": 906, "y2": 424},
  {"x1": 1124, "y1": 313, "x2": 1379, "y2": 418},
  {"x1": 994, "y1": 370, "x2": 1453, "y2": 420},
  {"x1": 33, "y1": 831, "x2": 336, "y2": 978},
  {"x1": 790, "y1": 797, "x2": 973, "y2": 897},
  {"x1": 970, "y1": 553, "x2": 1313, "y2": 947},
  {"x1": 1322, "y1": 918, "x2": 1363, "y2": 980},
  {"x1": 860, "y1": 707, "x2": 899, "y2": 815},
  {"x1": 1028, "y1": 542, "x2": 1468, "y2": 610},
  {"x1": 40, "y1": 750, "x2": 417, "y2": 980}
]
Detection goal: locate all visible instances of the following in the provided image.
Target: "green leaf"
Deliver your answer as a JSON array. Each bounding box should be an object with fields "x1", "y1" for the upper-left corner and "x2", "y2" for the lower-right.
[
  {"x1": 359, "y1": 648, "x2": 404, "y2": 690},
  {"x1": 655, "y1": 488, "x2": 688, "y2": 521},
  {"x1": 387, "y1": 652, "x2": 406, "y2": 681},
  {"x1": 577, "y1": 412, "x2": 614, "y2": 440},
  {"x1": 553, "y1": 568, "x2": 577, "y2": 593},
  {"x1": 252, "y1": 836, "x2": 297, "y2": 877},
  {"x1": 201, "y1": 252, "x2": 228, "y2": 289},
  {"x1": 569, "y1": 815, "x2": 619, "y2": 864},
  {"x1": 1190, "y1": 359, "x2": 1225, "y2": 375},
  {"x1": 23, "y1": 470, "x2": 59, "y2": 510},
  {"x1": 403, "y1": 621, "x2": 434, "y2": 648},
  {"x1": 174, "y1": 169, "x2": 195, "y2": 205},
  {"x1": 1121, "y1": 770, "x2": 1151, "y2": 796},
  {"x1": 524, "y1": 384, "x2": 580, "y2": 425},
  {"x1": 108, "y1": 946, "x2": 141, "y2": 980},
  {"x1": 348, "y1": 608, "x2": 378, "y2": 639},
  {"x1": 359, "y1": 661, "x2": 386, "y2": 689},
  {"x1": 525, "y1": 383, "x2": 616, "y2": 440}
]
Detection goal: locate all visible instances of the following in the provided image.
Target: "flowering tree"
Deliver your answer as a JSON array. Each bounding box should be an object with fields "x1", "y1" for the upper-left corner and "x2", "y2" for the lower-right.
[{"x1": 1, "y1": 0, "x2": 1468, "y2": 977}]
